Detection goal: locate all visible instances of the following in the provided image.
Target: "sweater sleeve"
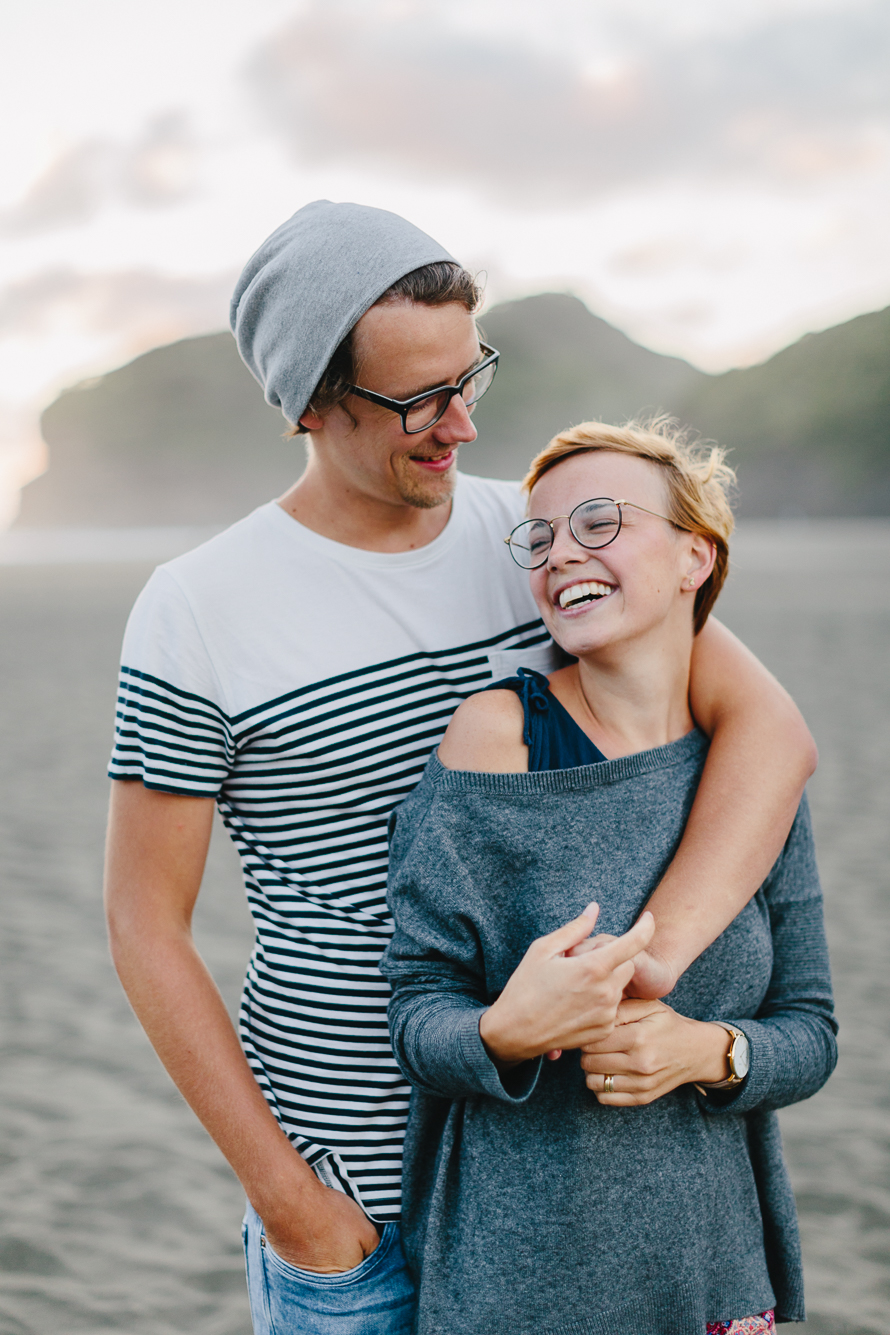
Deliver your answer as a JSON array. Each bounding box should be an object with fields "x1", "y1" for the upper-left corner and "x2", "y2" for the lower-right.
[
  {"x1": 699, "y1": 796, "x2": 838, "y2": 1117},
  {"x1": 381, "y1": 793, "x2": 542, "y2": 1104}
]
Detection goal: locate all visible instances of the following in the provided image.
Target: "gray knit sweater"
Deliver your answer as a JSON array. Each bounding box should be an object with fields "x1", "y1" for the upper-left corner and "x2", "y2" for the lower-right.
[{"x1": 380, "y1": 731, "x2": 837, "y2": 1335}]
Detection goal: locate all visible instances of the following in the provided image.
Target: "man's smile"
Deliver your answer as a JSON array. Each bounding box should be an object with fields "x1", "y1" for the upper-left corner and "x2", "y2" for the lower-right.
[{"x1": 407, "y1": 450, "x2": 457, "y2": 473}]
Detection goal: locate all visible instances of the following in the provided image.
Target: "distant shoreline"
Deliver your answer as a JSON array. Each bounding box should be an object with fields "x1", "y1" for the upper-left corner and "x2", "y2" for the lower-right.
[
  {"x1": 0, "y1": 526, "x2": 224, "y2": 565},
  {"x1": 2, "y1": 518, "x2": 890, "y2": 567}
]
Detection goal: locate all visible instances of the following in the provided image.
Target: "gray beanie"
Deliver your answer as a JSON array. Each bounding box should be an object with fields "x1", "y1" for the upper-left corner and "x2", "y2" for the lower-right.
[{"x1": 229, "y1": 200, "x2": 456, "y2": 425}]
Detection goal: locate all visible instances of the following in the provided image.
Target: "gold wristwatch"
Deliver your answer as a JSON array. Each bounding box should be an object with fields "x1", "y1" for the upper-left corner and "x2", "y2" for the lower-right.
[{"x1": 694, "y1": 1022, "x2": 750, "y2": 1096}]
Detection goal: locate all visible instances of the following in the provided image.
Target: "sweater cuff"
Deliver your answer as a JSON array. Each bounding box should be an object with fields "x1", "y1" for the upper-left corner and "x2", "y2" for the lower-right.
[
  {"x1": 696, "y1": 1018, "x2": 777, "y2": 1116},
  {"x1": 458, "y1": 1009, "x2": 542, "y2": 1103}
]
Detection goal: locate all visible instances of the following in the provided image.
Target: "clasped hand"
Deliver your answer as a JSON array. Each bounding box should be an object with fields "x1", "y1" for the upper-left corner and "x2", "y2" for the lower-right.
[
  {"x1": 478, "y1": 905, "x2": 730, "y2": 1103},
  {"x1": 581, "y1": 998, "x2": 731, "y2": 1106},
  {"x1": 479, "y1": 902, "x2": 655, "y2": 1068}
]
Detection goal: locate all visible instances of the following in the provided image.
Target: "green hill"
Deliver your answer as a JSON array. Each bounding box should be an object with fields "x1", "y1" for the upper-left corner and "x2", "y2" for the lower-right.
[
  {"x1": 682, "y1": 306, "x2": 890, "y2": 514},
  {"x1": 20, "y1": 334, "x2": 298, "y2": 527},
  {"x1": 470, "y1": 295, "x2": 890, "y2": 514},
  {"x1": 16, "y1": 294, "x2": 890, "y2": 525},
  {"x1": 469, "y1": 294, "x2": 704, "y2": 479}
]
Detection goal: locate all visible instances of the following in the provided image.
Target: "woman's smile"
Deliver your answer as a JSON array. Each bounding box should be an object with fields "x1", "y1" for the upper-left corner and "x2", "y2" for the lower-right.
[{"x1": 553, "y1": 578, "x2": 616, "y2": 612}]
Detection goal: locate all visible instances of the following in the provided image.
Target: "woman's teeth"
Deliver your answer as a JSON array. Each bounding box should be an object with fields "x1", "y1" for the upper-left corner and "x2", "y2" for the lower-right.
[{"x1": 558, "y1": 581, "x2": 612, "y2": 609}]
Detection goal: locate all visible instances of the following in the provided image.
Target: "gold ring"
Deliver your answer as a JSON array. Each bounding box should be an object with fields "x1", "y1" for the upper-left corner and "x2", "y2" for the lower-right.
[{"x1": 603, "y1": 1074, "x2": 614, "y2": 1094}]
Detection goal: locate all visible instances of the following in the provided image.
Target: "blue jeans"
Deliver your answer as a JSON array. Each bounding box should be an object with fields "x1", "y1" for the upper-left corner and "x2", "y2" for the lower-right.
[{"x1": 242, "y1": 1203, "x2": 416, "y2": 1335}]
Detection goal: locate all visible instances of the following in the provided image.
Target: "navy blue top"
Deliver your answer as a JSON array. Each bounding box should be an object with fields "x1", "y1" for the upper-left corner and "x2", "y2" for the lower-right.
[{"x1": 485, "y1": 667, "x2": 608, "y2": 771}]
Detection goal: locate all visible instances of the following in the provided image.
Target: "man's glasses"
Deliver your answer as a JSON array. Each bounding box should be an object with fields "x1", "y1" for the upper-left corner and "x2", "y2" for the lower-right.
[
  {"x1": 347, "y1": 343, "x2": 499, "y2": 434},
  {"x1": 504, "y1": 498, "x2": 677, "y2": 569}
]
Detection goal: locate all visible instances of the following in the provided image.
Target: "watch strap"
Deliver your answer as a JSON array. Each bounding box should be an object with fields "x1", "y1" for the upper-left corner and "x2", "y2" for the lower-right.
[{"x1": 694, "y1": 1022, "x2": 747, "y2": 1094}]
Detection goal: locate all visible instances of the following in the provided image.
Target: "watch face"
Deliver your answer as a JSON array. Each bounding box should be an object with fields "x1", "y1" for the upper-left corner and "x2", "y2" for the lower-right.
[{"x1": 731, "y1": 1033, "x2": 750, "y2": 1079}]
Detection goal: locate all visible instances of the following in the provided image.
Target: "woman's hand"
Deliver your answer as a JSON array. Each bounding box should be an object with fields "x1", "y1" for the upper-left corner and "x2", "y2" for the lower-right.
[
  {"x1": 580, "y1": 998, "x2": 731, "y2": 1105},
  {"x1": 479, "y1": 905, "x2": 655, "y2": 1068}
]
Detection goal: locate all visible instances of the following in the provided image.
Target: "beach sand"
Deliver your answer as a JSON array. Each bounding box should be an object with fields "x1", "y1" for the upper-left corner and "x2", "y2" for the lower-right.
[{"x1": 0, "y1": 522, "x2": 888, "y2": 1335}]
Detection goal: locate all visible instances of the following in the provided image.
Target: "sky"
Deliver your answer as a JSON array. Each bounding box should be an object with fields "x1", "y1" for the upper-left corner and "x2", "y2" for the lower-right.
[{"x1": 1, "y1": 0, "x2": 890, "y2": 524}]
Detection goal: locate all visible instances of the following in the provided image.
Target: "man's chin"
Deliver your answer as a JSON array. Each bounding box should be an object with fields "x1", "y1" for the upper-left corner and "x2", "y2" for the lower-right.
[{"x1": 393, "y1": 460, "x2": 458, "y2": 510}]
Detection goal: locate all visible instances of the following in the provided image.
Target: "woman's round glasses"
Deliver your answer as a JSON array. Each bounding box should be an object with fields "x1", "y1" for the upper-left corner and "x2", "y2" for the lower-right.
[
  {"x1": 504, "y1": 498, "x2": 676, "y2": 569},
  {"x1": 347, "y1": 343, "x2": 499, "y2": 434}
]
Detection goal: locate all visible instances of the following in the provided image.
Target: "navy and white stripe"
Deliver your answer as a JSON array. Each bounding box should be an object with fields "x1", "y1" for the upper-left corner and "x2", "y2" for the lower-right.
[{"x1": 110, "y1": 617, "x2": 550, "y2": 1219}]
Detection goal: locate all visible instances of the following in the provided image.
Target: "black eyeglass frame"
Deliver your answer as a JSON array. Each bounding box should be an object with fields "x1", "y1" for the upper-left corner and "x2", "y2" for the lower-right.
[
  {"x1": 504, "y1": 497, "x2": 677, "y2": 569},
  {"x1": 346, "y1": 343, "x2": 500, "y2": 435}
]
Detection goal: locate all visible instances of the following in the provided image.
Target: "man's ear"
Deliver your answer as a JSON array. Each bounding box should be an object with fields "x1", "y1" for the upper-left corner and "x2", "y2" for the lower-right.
[{"x1": 298, "y1": 409, "x2": 324, "y2": 431}]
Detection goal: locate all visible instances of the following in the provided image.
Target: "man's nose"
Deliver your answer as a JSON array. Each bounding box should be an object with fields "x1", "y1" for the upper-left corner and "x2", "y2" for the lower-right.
[{"x1": 432, "y1": 393, "x2": 477, "y2": 444}]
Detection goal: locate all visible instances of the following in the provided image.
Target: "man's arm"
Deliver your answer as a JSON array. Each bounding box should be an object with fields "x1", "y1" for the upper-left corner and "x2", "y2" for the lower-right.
[
  {"x1": 103, "y1": 779, "x2": 379, "y2": 1272},
  {"x1": 628, "y1": 617, "x2": 818, "y2": 999}
]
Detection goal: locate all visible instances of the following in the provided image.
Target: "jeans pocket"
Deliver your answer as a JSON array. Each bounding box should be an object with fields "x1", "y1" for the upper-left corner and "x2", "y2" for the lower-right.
[
  {"x1": 243, "y1": 1206, "x2": 273, "y2": 1335},
  {"x1": 262, "y1": 1229, "x2": 387, "y2": 1286},
  {"x1": 260, "y1": 1223, "x2": 415, "y2": 1335}
]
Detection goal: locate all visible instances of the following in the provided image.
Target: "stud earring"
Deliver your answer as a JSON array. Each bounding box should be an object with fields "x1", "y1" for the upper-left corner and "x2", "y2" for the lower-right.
[{"x1": 687, "y1": 578, "x2": 695, "y2": 588}]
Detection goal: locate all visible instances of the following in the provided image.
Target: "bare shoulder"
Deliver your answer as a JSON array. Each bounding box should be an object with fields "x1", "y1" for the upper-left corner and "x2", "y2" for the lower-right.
[{"x1": 437, "y1": 690, "x2": 528, "y2": 773}]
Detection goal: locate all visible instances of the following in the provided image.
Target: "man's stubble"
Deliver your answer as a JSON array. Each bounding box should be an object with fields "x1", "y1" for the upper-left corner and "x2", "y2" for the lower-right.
[{"x1": 390, "y1": 454, "x2": 459, "y2": 512}]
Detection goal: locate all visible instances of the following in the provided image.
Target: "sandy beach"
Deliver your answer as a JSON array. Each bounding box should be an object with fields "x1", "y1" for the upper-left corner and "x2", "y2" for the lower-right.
[{"x1": 0, "y1": 521, "x2": 888, "y2": 1335}]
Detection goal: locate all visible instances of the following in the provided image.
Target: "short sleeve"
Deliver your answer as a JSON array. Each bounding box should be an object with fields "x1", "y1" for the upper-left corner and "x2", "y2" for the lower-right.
[{"x1": 108, "y1": 567, "x2": 235, "y2": 797}]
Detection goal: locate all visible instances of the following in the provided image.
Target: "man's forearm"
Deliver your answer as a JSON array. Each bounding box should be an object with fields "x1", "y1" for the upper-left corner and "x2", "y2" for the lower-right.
[
  {"x1": 104, "y1": 780, "x2": 380, "y2": 1271},
  {"x1": 107, "y1": 909, "x2": 321, "y2": 1222},
  {"x1": 634, "y1": 617, "x2": 817, "y2": 995}
]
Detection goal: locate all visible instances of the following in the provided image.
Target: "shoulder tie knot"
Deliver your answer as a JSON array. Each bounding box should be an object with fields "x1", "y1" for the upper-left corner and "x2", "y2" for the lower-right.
[{"x1": 515, "y1": 667, "x2": 551, "y2": 746}]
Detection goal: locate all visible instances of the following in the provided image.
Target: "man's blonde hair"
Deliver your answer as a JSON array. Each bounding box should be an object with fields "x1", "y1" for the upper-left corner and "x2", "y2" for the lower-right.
[{"x1": 522, "y1": 417, "x2": 736, "y2": 633}]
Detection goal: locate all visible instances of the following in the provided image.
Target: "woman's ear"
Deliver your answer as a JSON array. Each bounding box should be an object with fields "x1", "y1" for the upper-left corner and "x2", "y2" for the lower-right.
[{"x1": 683, "y1": 535, "x2": 716, "y2": 592}]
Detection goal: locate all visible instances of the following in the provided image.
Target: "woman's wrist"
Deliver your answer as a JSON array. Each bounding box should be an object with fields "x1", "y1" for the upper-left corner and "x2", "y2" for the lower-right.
[
  {"x1": 690, "y1": 1019, "x2": 733, "y2": 1085},
  {"x1": 479, "y1": 1005, "x2": 524, "y2": 1069}
]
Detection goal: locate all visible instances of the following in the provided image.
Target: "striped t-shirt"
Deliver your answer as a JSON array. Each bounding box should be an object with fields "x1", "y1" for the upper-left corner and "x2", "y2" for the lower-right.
[{"x1": 108, "y1": 473, "x2": 557, "y2": 1221}]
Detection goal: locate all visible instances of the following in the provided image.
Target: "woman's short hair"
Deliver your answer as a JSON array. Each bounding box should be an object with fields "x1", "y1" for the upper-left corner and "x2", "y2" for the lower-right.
[
  {"x1": 292, "y1": 262, "x2": 482, "y2": 434},
  {"x1": 522, "y1": 417, "x2": 736, "y2": 634}
]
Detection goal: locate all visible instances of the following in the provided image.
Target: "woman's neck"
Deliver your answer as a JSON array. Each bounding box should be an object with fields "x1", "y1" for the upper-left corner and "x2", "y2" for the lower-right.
[{"x1": 549, "y1": 628, "x2": 696, "y2": 760}]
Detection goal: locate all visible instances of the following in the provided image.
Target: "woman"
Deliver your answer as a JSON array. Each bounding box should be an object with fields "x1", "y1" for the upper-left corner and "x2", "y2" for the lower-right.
[{"x1": 380, "y1": 420, "x2": 837, "y2": 1335}]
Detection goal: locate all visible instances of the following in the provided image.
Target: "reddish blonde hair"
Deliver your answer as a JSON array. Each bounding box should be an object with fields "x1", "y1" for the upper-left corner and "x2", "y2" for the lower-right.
[{"x1": 523, "y1": 417, "x2": 735, "y2": 633}]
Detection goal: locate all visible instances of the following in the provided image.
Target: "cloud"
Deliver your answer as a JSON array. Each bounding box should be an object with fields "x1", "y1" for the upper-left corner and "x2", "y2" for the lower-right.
[
  {"x1": 0, "y1": 114, "x2": 197, "y2": 238},
  {"x1": 0, "y1": 266, "x2": 234, "y2": 416},
  {"x1": 120, "y1": 114, "x2": 198, "y2": 208},
  {"x1": 245, "y1": 0, "x2": 890, "y2": 203},
  {"x1": 0, "y1": 142, "x2": 111, "y2": 235},
  {"x1": 0, "y1": 266, "x2": 231, "y2": 348}
]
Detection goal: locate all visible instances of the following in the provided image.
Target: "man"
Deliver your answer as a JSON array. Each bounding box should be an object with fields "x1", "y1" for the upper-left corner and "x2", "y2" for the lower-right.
[{"x1": 104, "y1": 201, "x2": 815, "y2": 1334}]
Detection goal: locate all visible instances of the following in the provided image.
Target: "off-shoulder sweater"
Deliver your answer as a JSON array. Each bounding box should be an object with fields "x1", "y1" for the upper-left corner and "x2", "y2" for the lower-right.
[{"x1": 380, "y1": 728, "x2": 837, "y2": 1335}]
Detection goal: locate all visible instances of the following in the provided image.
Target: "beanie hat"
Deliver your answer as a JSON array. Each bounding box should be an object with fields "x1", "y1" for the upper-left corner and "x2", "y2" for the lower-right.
[{"x1": 229, "y1": 200, "x2": 455, "y2": 425}]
